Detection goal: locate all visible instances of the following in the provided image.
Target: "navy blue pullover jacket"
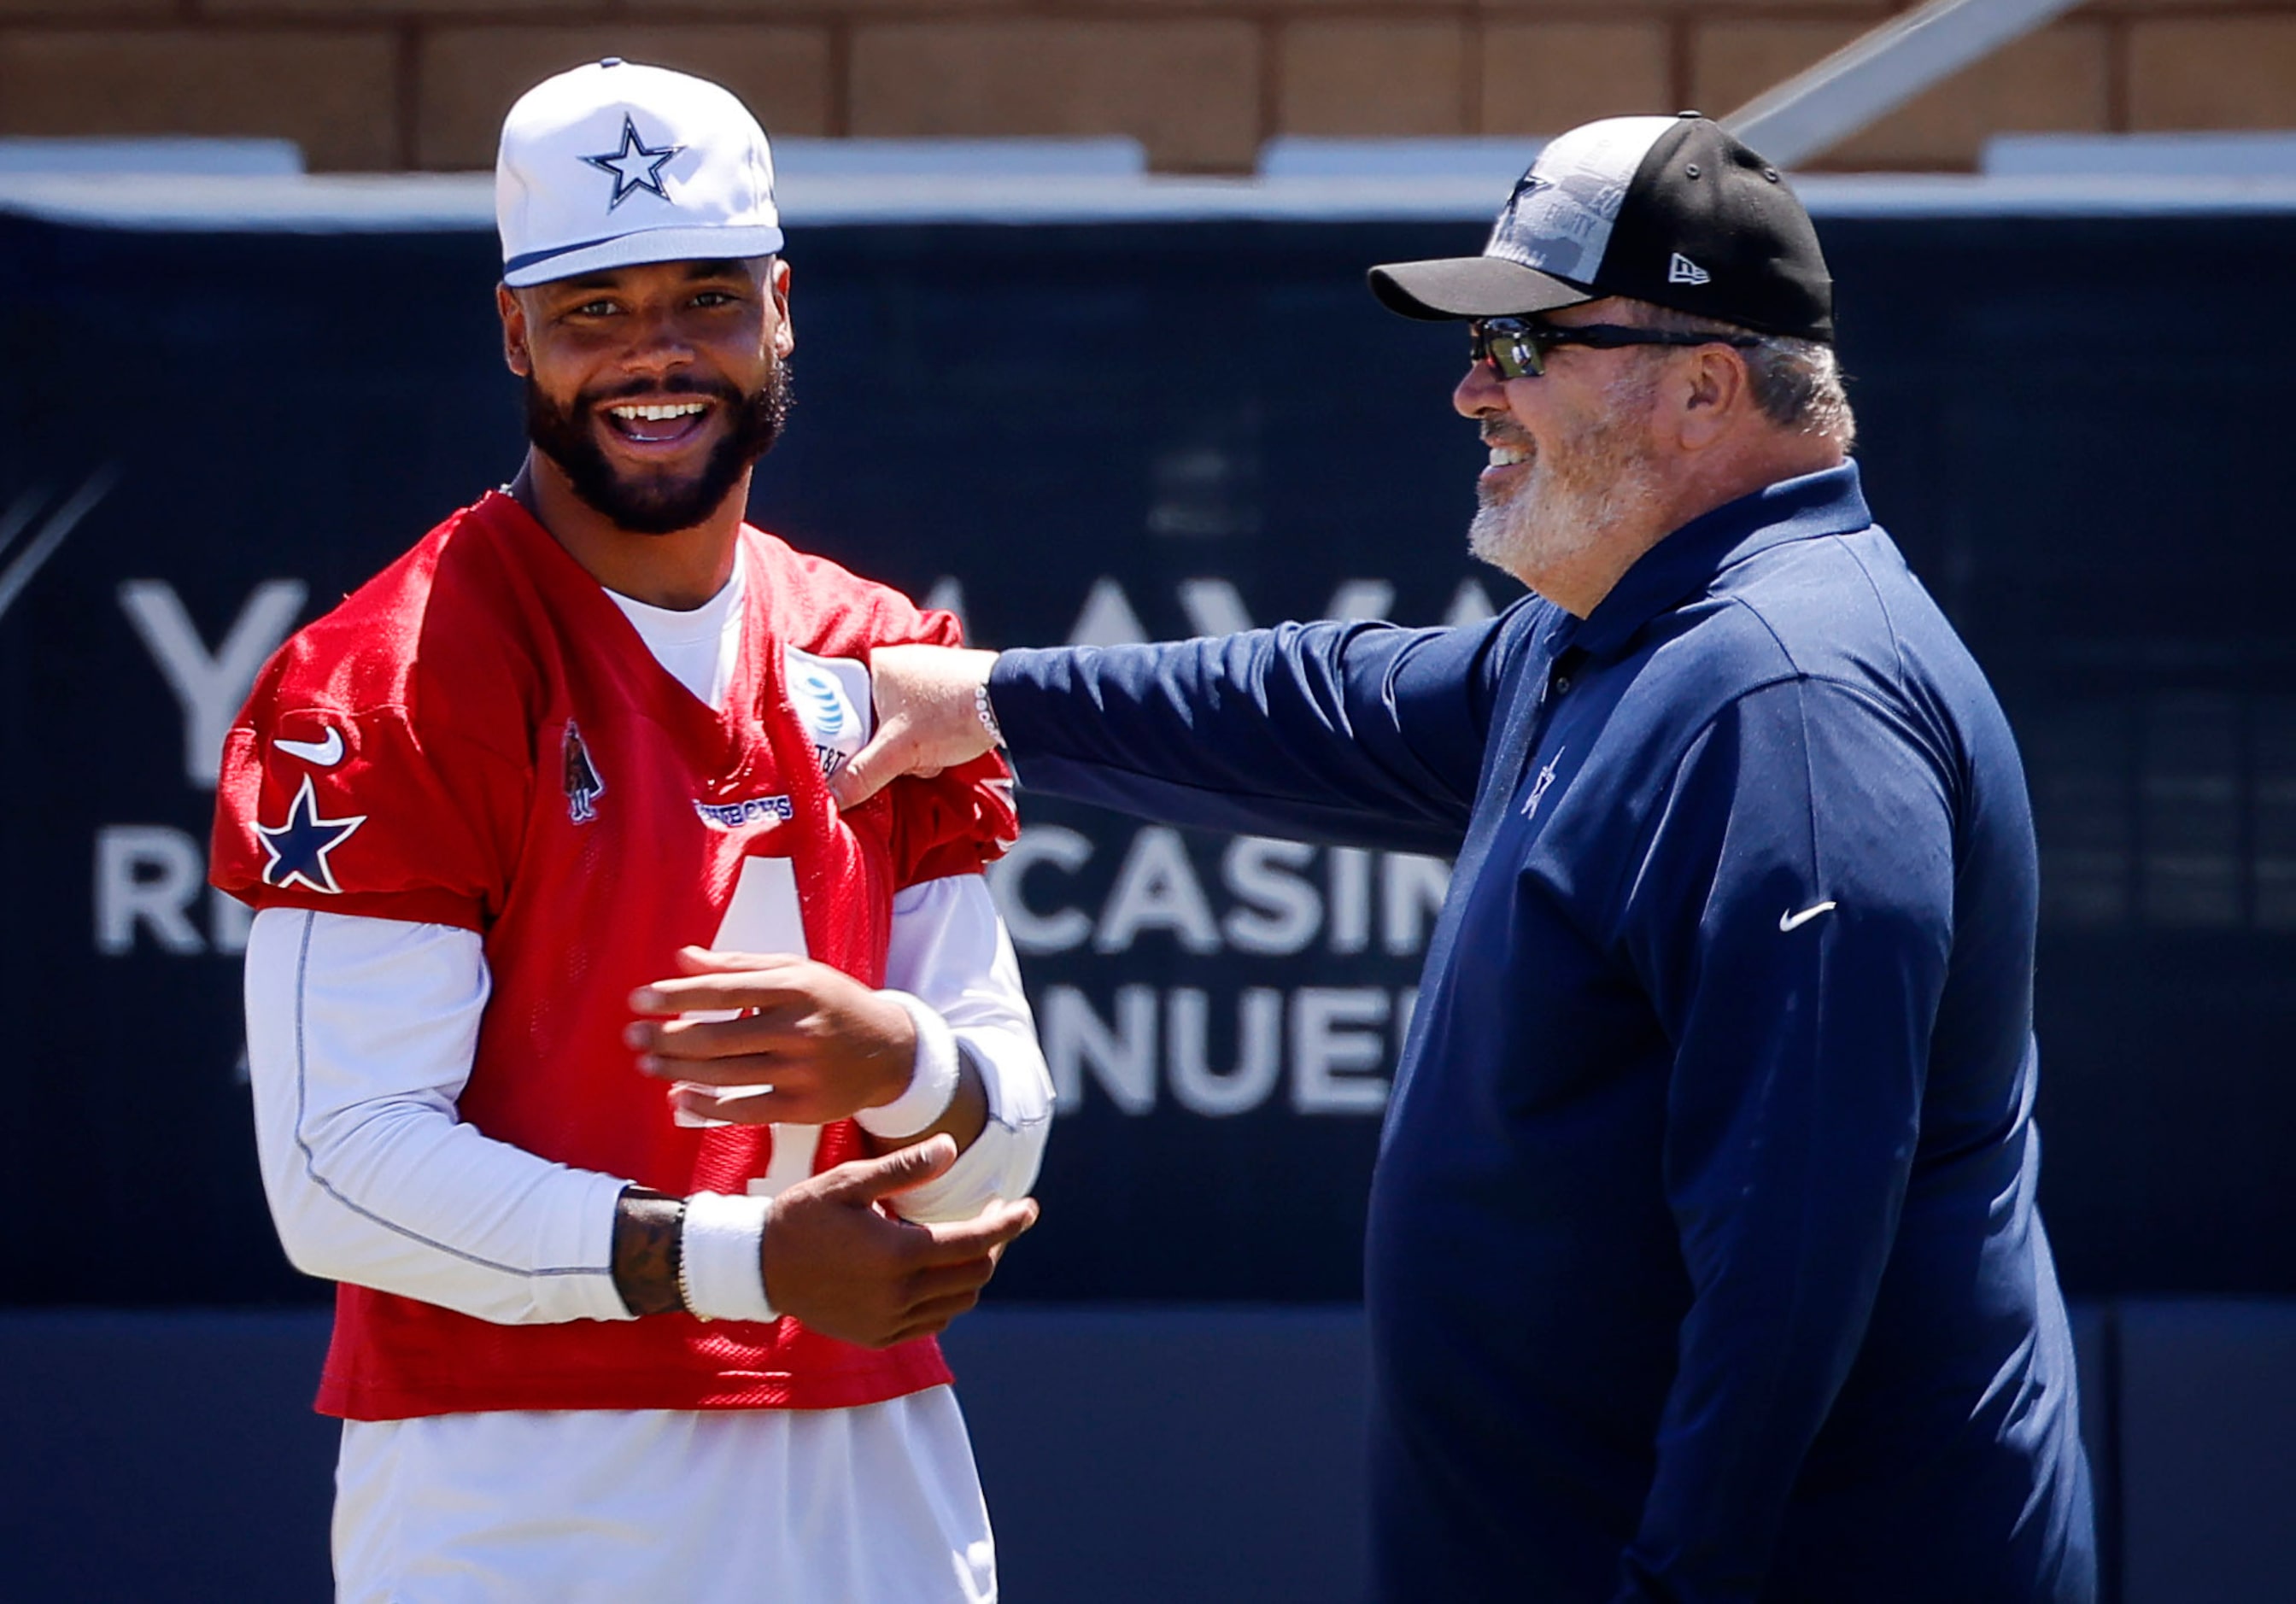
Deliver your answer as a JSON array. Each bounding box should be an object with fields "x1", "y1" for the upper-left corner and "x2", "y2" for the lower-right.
[{"x1": 989, "y1": 465, "x2": 2096, "y2": 1603}]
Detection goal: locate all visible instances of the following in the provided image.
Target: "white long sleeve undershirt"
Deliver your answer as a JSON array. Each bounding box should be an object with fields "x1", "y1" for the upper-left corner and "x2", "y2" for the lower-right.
[
  {"x1": 246, "y1": 875, "x2": 1052, "y2": 1324},
  {"x1": 246, "y1": 567, "x2": 1051, "y2": 1326}
]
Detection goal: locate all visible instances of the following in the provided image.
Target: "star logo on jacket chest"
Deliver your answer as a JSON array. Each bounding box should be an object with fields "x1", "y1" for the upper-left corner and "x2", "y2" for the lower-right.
[
  {"x1": 583, "y1": 114, "x2": 683, "y2": 210},
  {"x1": 1520, "y1": 746, "x2": 1567, "y2": 821},
  {"x1": 255, "y1": 774, "x2": 367, "y2": 894}
]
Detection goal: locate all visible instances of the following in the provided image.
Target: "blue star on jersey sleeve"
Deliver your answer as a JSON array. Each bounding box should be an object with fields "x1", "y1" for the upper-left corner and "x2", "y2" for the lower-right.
[{"x1": 255, "y1": 774, "x2": 369, "y2": 895}]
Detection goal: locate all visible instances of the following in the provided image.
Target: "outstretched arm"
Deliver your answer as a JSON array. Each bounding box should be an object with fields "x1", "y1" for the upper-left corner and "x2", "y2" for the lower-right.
[{"x1": 832, "y1": 612, "x2": 1539, "y2": 855}]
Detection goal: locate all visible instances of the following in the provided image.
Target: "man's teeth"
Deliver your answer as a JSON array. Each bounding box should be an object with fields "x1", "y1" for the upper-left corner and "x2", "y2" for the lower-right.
[
  {"x1": 1488, "y1": 444, "x2": 1532, "y2": 467},
  {"x1": 610, "y1": 402, "x2": 707, "y2": 421}
]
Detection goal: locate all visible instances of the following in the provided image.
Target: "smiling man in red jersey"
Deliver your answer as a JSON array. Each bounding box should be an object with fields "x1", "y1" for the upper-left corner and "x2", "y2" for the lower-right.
[{"x1": 211, "y1": 60, "x2": 1051, "y2": 1603}]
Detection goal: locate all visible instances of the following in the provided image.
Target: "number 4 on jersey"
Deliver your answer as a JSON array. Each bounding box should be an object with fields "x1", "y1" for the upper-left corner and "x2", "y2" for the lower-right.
[{"x1": 673, "y1": 856, "x2": 822, "y2": 1196}]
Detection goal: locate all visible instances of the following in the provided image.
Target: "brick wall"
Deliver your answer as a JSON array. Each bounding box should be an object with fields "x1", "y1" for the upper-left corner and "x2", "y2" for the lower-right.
[{"x1": 0, "y1": 0, "x2": 2291, "y2": 173}]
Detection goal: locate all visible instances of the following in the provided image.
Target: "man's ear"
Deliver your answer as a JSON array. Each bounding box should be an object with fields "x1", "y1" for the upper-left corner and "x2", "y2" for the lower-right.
[
  {"x1": 499, "y1": 283, "x2": 532, "y2": 378},
  {"x1": 767, "y1": 256, "x2": 794, "y2": 360},
  {"x1": 1676, "y1": 344, "x2": 1748, "y2": 452}
]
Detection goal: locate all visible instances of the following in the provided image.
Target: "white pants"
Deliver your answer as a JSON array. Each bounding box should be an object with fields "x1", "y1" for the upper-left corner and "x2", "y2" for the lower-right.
[{"x1": 334, "y1": 1388, "x2": 996, "y2": 1603}]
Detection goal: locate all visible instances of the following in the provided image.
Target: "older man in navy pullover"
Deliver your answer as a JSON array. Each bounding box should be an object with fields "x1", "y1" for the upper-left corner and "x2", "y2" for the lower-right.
[{"x1": 833, "y1": 114, "x2": 2097, "y2": 1603}]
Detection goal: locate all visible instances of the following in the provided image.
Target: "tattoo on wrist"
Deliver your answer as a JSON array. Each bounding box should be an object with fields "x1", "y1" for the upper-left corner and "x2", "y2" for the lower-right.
[{"x1": 612, "y1": 1188, "x2": 688, "y2": 1317}]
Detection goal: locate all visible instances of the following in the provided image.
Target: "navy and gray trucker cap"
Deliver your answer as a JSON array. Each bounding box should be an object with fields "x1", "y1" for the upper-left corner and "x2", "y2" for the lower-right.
[{"x1": 1368, "y1": 113, "x2": 1834, "y2": 342}]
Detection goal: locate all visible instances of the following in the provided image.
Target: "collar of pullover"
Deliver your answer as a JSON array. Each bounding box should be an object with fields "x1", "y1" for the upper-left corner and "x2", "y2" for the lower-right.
[{"x1": 1569, "y1": 460, "x2": 1873, "y2": 663}]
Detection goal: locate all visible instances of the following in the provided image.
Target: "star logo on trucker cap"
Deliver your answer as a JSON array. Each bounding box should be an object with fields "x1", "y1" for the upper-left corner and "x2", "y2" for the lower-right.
[
  {"x1": 583, "y1": 114, "x2": 684, "y2": 210},
  {"x1": 1499, "y1": 170, "x2": 1552, "y2": 225}
]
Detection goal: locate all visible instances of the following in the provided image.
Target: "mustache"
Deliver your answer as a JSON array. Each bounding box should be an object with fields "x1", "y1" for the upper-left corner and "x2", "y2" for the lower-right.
[{"x1": 579, "y1": 374, "x2": 745, "y2": 409}]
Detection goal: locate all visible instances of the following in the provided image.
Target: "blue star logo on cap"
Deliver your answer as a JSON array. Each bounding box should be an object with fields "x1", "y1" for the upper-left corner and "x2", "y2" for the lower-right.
[
  {"x1": 583, "y1": 114, "x2": 684, "y2": 210},
  {"x1": 255, "y1": 775, "x2": 368, "y2": 895},
  {"x1": 1499, "y1": 170, "x2": 1551, "y2": 226}
]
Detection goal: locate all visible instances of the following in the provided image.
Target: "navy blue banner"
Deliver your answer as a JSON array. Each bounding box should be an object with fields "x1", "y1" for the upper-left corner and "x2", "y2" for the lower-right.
[{"x1": 2, "y1": 208, "x2": 2293, "y2": 1304}]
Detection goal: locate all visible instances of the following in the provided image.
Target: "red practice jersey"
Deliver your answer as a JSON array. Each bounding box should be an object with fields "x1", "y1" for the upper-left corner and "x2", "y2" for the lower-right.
[{"x1": 212, "y1": 491, "x2": 1016, "y2": 1421}]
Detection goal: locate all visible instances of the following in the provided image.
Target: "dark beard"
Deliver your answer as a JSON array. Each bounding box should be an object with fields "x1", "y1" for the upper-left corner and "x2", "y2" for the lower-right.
[{"x1": 524, "y1": 360, "x2": 793, "y2": 536}]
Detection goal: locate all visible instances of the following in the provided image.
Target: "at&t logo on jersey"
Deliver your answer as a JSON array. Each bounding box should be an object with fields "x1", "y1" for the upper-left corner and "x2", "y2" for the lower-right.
[
  {"x1": 563, "y1": 720, "x2": 605, "y2": 823},
  {"x1": 785, "y1": 647, "x2": 871, "y2": 778}
]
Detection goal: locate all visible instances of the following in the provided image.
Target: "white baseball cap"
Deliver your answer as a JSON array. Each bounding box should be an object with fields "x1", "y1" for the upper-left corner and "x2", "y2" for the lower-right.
[{"x1": 496, "y1": 58, "x2": 783, "y2": 289}]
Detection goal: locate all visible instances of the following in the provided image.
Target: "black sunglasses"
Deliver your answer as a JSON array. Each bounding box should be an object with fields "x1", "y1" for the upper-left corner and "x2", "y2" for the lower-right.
[{"x1": 1468, "y1": 318, "x2": 1764, "y2": 380}]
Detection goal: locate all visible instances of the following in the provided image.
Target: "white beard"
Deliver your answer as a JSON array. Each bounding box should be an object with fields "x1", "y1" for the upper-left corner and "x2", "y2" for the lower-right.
[{"x1": 1468, "y1": 374, "x2": 1663, "y2": 591}]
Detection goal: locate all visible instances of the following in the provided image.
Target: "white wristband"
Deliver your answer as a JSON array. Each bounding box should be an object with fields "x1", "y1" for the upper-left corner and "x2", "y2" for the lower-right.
[
  {"x1": 679, "y1": 1190, "x2": 776, "y2": 1324},
  {"x1": 855, "y1": 991, "x2": 962, "y2": 1139}
]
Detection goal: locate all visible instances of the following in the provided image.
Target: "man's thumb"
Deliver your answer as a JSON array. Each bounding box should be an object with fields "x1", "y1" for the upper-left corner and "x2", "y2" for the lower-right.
[
  {"x1": 838, "y1": 1133, "x2": 958, "y2": 1199},
  {"x1": 829, "y1": 732, "x2": 899, "y2": 811}
]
